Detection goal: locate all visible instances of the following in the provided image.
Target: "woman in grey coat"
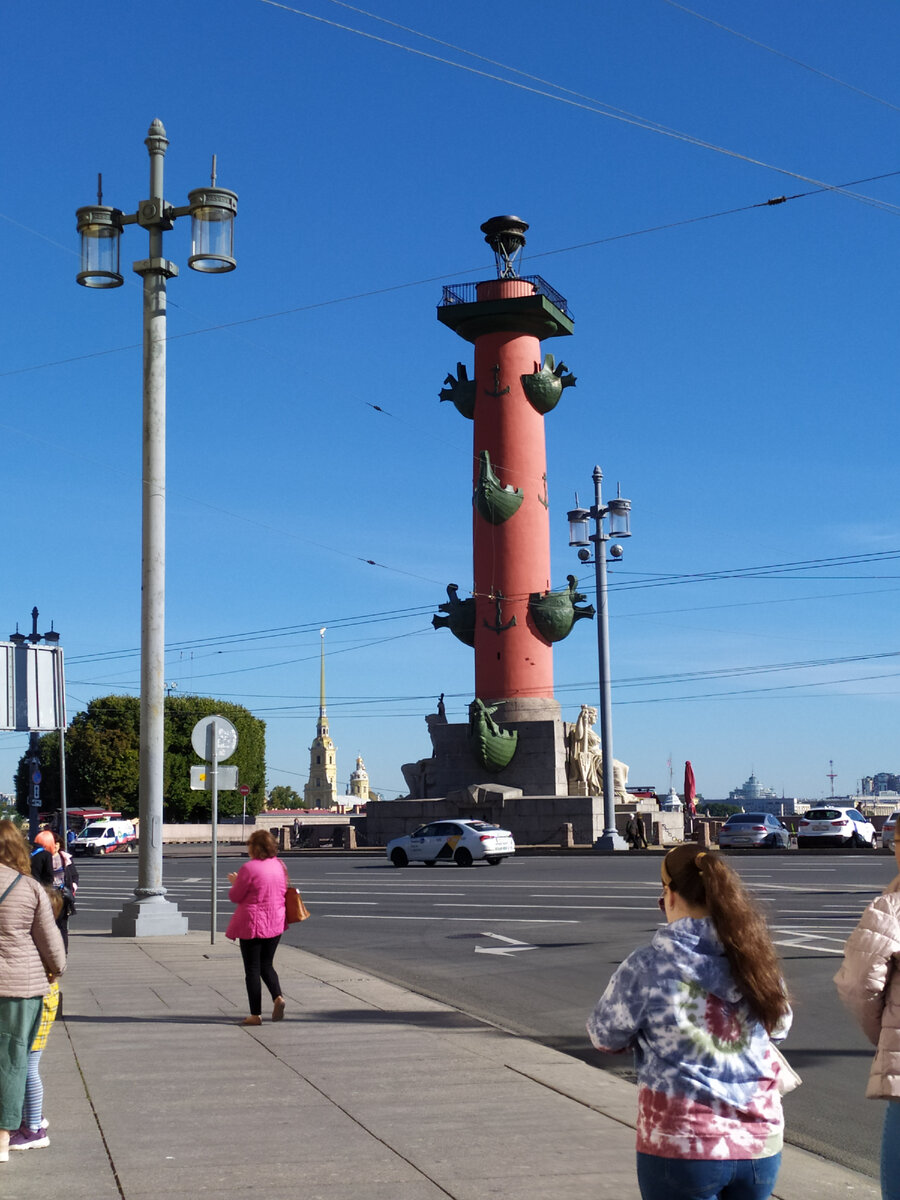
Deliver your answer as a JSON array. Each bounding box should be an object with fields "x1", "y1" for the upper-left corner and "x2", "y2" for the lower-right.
[
  {"x1": 0, "y1": 820, "x2": 66, "y2": 1162},
  {"x1": 834, "y1": 831, "x2": 900, "y2": 1200}
]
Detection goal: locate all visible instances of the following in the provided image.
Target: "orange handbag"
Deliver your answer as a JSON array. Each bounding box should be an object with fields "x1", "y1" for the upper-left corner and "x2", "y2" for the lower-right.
[{"x1": 285, "y1": 887, "x2": 311, "y2": 924}]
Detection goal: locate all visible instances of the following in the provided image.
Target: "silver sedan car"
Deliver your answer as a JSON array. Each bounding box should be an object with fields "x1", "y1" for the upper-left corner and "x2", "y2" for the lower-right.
[{"x1": 717, "y1": 812, "x2": 791, "y2": 850}]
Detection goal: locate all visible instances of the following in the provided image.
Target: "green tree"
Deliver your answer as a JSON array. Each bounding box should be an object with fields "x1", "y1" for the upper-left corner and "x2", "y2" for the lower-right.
[
  {"x1": 267, "y1": 784, "x2": 303, "y2": 809},
  {"x1": 701, "y1": 802, "x2": 743, "y2": 818},
  {"x1": 16, "y1": 694, "x2": 266, "y2": 822}
]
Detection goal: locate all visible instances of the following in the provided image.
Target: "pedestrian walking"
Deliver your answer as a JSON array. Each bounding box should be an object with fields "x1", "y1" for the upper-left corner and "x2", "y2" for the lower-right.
[
  {"x1": 587, "y1": 844, "x2": 793, "y2": 1200},
  {"x1": 834, "y1": 827, "x2": 900, "y2": 1200},
  {"x1": 0, "y1": 820, "x2": 66, "y2": 1164},
  {"x1": 29, "y1": 835, "x2": 54, "y2": 887},
  {"x1": 226, "y1": 829, "x2": 288, "y2": 1027},
  {"x1": 625, "y1": 813, "x2": 649, "y2": 850},
  {"x1": 628, "y1": 811, "x2": 643, "y2": 849},
  {"x1": 33, "y1": 831, "x2": 78, "y2": 950},
  {"x1": 9, "y1": 889, "x2": 64, "y2": 1153}
]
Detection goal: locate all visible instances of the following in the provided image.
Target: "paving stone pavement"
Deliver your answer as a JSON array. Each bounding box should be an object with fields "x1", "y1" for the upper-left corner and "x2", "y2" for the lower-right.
[{"x1": 2, "y1": 930, "x2": 878, "y2": 1199}]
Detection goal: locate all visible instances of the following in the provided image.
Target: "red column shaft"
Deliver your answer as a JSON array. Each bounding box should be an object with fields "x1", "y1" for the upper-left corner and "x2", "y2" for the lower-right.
[{"x1": 472, "y1": 282, "x2": 553, "y2": 702}]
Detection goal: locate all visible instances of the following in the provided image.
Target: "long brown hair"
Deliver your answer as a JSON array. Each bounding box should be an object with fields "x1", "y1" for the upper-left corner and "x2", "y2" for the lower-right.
[
  {"x1": 0, "y1": 819, "x2": 32, "y2": 875},
  {"x1": 664, "y1": 844, "x2": 789, "y2": 1032}
]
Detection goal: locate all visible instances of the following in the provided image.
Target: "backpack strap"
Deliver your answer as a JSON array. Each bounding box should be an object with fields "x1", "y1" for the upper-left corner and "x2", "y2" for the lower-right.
[{"x1": 0, "y1": 874, "x2": 23, "y2": 905}]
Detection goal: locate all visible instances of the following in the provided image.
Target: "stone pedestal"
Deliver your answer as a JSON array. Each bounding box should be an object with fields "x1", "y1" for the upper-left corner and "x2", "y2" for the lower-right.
[{"x1": 401, "y1": 699, "x2": 568, "y2": 799}]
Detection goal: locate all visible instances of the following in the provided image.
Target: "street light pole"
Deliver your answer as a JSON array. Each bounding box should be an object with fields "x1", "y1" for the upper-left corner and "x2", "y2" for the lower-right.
[
  {"x1": 76, "y1": 121, "x2": 237, "y2": 936},
  {"x1": 135, "y1": 121, "x2": 175, "y2": 932},
  {"x1": 590, "y1": 467, "x2": 626, "y2": 851},
  {"x1": 568, "y1": 467, "x2": 632, "y2": 851}
]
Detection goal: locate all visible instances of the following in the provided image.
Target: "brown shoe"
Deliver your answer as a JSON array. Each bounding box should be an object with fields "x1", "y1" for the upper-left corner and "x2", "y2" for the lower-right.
[
  {"x1": 272, "y1": 996, "x2": 286, "y2": 1022},
  {"x1": 238, "y1": 1015, "x2": 262, "y2": 1026}
]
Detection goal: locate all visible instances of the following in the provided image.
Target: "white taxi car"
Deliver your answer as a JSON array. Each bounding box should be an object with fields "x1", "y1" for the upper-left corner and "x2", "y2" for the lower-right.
[{"x1": 387, "y1": 819, "x2": 515, "y2": 868}]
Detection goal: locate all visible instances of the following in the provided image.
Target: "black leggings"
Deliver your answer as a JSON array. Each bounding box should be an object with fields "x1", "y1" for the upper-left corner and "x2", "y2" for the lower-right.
[{"x1": 239, "y1": 936, "x2": 283, "y2": 1016}]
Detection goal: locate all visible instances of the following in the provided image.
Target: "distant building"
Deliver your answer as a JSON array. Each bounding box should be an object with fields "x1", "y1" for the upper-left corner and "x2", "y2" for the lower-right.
[
  {"x1": 349, "y1": 756, "x2": 371, "y2": 802},
  {"x1": 729, "y1": 773, "x2": 778, "y2": 806},
  {"x1": 862, "y1": 773, "x2": 900, "y2": 795}
]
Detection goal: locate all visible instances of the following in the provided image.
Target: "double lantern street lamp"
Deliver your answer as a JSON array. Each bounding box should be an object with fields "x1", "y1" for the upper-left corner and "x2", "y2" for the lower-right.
[
  {"x1": 76, "y1": 120, "x2": 237, "y2": 936},
  {"x1": 568, "y1": 467, "x2": 633, "y2": 851}
]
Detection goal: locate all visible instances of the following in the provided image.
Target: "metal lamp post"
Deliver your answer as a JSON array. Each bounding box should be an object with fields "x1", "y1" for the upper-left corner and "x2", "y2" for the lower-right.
[
  {"x1": 568, "y1": 466, "x2": 632, "y2": 851},
  {"x1": 76, "y1": 120, "x2": 237, "y2": 936}
]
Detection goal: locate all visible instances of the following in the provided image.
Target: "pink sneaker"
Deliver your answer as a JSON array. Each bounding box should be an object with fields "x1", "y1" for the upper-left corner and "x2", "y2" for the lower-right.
[{"x1": 9, "y1": 1126, "x2": 49, "y2": 1151}]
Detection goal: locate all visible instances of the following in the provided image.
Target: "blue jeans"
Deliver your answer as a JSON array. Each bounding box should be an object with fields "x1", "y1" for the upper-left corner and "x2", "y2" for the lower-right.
[
  {"x1": 636, "y1": 1152, "x2": 782, "y2": 1200},
  {"x1": 883, "y1": 1101, "x2": 900, "y2": 1200}
]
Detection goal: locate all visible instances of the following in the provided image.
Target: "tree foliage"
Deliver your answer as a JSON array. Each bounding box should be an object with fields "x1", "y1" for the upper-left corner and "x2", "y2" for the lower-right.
[
  {"x1": 16, "y1": 695, "x2": 266, "y2": 822},
  {"x1": 267, "y1": 784, "x2": 303, "y2": 810},
  {"x1": 700, "y1": 802, "x2": 744, "y2": 818}
]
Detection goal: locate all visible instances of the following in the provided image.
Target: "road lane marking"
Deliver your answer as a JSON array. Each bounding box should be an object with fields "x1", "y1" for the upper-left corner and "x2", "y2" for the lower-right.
[
  {"x1": 435, "y1": 902, "x2": 654, "y2": 911},
  {"x1": 474, "y1": 932, "x2": 537, "y2": 956},
  {"x1": 771, "y1": 927, "x2": 849, "y2": 954},
  {"x1": 323, "y1": 915, "x2": 578, "y2": 923}
]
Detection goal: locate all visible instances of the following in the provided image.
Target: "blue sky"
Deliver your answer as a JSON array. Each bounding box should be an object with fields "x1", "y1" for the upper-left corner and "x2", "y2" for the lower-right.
[{"x1": 3, "y1": 1, "x2": 900, "y2": 802}]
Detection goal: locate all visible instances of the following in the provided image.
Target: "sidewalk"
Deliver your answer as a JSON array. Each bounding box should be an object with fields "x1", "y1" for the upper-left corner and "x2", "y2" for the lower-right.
[{"x1": 6, "y1": 931, "x2": 877, "y2": 1200}]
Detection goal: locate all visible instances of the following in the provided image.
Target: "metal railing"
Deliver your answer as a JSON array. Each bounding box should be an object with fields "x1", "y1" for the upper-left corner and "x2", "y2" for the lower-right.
[{"x1": 439, "y1": 275, "x2": 571, "y2": 318}]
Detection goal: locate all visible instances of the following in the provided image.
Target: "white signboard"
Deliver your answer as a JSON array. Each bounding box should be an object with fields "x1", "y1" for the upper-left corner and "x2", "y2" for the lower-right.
[
  {"x1": 190, "y1": 765, "x2": 238, "y2": 791},
  {"x1": 0, "y1": 643, "x2": 66, "y2": 732}
]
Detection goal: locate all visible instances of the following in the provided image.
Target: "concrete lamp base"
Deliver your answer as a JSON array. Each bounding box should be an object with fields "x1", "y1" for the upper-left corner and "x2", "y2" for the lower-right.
[
  {"x1": 593, "y1": 831, "x2": 630, "y2": 852},
  {"x1": 111, "y1": 896, "x2": 190, "y2": 937}
]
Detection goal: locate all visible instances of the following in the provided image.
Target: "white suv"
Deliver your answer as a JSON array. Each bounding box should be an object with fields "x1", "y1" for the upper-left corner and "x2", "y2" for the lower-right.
[{"x1": 797, "y1": 806, "x2": 876, "y2": 849}]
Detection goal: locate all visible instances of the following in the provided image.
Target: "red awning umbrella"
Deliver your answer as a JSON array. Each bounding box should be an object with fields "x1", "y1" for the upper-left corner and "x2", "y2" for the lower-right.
[{"x1": 684, "y1": 761, "x2": 696, "y2": 816}]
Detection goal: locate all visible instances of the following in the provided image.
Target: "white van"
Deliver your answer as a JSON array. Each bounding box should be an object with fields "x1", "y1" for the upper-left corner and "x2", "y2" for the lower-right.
[{"x1": 71, "y1": 819, "x2": 137, "y2": 856}]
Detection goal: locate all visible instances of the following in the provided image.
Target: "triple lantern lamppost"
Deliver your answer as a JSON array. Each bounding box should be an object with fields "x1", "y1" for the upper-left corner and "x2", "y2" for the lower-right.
[
  {"x1": 75, "y1": 119, "x2": 237, "y2": 935},
  {"x1": 568, "y1": 467, "x2": 632, "y2": 851}
]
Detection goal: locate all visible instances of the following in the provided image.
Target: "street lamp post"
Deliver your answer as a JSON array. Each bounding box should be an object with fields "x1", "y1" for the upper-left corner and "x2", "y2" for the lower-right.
[
  {"x1": 76, "y1": 121, "x2": 237, "y2": 936},
  {"x1": 568, "y1": 466, "x2": 632, "y2": 851}
]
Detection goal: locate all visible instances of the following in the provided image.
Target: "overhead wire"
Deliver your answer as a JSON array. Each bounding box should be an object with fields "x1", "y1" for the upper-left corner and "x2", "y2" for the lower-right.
[
  {"x1": 256, "y1": 0, "x2": 900, "y2": 215},
  {"x1": 660, "y1": 0, "x2": 900, "y2": 115}
]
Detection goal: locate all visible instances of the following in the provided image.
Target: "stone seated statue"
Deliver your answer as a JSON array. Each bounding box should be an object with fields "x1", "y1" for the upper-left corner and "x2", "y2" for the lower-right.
[{"x1": 565, "y1": 704, "x2": 629, "y2": 799}]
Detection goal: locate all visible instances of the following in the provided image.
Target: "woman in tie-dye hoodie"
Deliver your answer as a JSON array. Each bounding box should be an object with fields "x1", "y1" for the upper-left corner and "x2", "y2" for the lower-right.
[{"x1": 587, "y1": 844, "x2": 793, "y2": 1200}]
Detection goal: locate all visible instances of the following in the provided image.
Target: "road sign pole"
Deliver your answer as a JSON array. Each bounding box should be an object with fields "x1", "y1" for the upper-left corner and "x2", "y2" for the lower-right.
[
  {"x1": 207, "y1": 721, "x2": 219, "y2": 946},
  {"x1": 239, "y1": 783, "x2": 250, "y2": 843}
]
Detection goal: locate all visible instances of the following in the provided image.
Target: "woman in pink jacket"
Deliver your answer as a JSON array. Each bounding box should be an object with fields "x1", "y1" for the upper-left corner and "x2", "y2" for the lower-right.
[
  {"x1": 226, "y1": 829, "x2": 287, "y2": 1027},
  {"x1": 834, "y1": 831, "x2": 900, "y2": 1200}
]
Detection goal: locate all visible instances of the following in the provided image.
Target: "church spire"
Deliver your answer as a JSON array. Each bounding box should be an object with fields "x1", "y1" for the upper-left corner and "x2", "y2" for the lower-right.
[
  {"x1": 304, "y1": 626, "x2": 337, "y2": 808},
  {"x1": 317, "y1": 626, "x2": 328, "y2": 736}
]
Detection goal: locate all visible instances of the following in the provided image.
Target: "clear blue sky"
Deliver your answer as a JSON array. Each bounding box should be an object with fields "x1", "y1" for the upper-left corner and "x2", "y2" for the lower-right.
[{"x1": 3, "y1": 1, "x2": 899, "y2": 802}]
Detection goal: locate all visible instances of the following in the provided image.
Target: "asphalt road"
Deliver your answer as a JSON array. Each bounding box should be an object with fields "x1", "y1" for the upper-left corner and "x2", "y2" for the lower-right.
[{"x1": 69, "y1": 848, "x2": 895, "y2": 1178}]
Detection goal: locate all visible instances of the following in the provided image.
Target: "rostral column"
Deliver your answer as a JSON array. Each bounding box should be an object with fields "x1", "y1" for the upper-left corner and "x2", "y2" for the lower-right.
[{"x1": 432, "y1": 217, "x2": 592, "y2": 794}]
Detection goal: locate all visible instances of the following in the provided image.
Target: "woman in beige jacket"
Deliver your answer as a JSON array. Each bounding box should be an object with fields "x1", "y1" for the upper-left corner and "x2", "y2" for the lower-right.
[
  {"x1": 0, "y1": 820, "x2": 66, "y2": 1163},
  {"x1": 834, "y1": 832, "x2": 900, "y2": 1200}
]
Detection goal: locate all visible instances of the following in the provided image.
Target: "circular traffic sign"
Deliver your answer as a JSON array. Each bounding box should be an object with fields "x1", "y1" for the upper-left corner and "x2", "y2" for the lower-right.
[
  {"x1": 31, "y1": 767, "x2": 42, "y2": 784},
  {"x1": 191, "y1": 714, "x2": 238, "y2": 762},
  {"x1": 239, "y1": 784, "x2": 250, "y2": 796}
]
